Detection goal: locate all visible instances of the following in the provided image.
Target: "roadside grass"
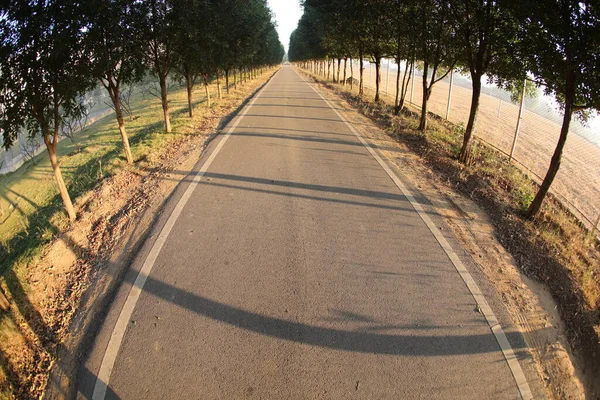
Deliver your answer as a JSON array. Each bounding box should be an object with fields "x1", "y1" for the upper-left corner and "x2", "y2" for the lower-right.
[
  {"x1": 0, "y1": 71, "x2": 273, "y2": 398},
  {"x1": 0, "y1": 80, "x2": 219, "y2": 275},
  {"x1": 302, "y1": 70, "x2": 600, "y2": 396}
]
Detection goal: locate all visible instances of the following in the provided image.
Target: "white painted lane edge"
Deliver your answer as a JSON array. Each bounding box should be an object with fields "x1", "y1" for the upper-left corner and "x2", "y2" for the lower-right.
[
  {"x1": 91, "y1": 69, "x2": 282, "y2": 400},
  {"x1": 294, "y1": 68, "x2": 533, "y2": 400}
]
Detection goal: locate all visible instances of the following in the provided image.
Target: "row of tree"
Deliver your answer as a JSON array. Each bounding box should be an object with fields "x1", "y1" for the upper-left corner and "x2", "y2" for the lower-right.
[
  {"x1": 0, "y1": 0, "x2": 284, "y2": 220},
  {"x1": 289, "y1": 0, "x2": 599, "y2": 218}
]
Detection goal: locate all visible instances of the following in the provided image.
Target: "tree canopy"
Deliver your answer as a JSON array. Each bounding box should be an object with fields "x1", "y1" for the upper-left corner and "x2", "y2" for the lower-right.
[
  {"x1": 1, "y1": 0, "x2": 96, "y2": 220},
  {"x1": 1, "y1": 0, "x2": 284, "y2": 220},
  {"x1": 288, "y1": 0, "x2": 600, "y2": 218}
]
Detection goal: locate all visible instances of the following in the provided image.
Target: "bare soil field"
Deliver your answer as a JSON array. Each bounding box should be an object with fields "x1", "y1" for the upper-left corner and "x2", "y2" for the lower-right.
[{"x1": 353, "y1": 62, "x2": 600, "y2": 232}]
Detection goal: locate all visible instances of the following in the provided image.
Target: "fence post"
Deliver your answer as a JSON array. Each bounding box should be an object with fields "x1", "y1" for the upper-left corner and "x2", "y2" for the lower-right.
[
  {"x1": 386, "y1": 59, "x2": 390, "y2": 95},
  {"x1": 446, "y1": 69, "x2": 454, "y2": 120},
  {"x1": 509, "y1": 79, "x2": 527, "y2": 161},
  {"x1": 410, "y1": 61, "x2": 415, "y2": 104}
]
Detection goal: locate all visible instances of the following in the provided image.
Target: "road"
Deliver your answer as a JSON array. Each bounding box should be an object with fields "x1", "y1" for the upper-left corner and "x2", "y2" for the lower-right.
[{"x1": 78, "y1": 66, "x2": 538, "y2": 399}]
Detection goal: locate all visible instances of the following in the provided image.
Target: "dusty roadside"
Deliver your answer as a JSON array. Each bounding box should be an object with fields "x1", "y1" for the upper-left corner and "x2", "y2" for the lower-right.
[
  {"x1": 0, "y1": 69, "x2": 279, "y2": 400},
  {"x1": 301, "y1": 71, "x2": 587, "y2": 400}
]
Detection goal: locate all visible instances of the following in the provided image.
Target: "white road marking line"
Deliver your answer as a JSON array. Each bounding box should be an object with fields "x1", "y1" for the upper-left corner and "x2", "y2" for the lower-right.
[
  {"x1": 294, "y1": 68, "x2": 533, "y2": 400},
  {"x1": 91, "y1": 69, "x2": 281, "y2": 400}
]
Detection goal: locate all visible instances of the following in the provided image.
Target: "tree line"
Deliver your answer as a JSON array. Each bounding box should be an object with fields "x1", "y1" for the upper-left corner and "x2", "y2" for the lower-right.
[
  {"x1": 0, "y1": 0, "x2": 284, "y2": 220},
  {"x1": 288, "y1": 0, "x2": 600, "y2": 219}
]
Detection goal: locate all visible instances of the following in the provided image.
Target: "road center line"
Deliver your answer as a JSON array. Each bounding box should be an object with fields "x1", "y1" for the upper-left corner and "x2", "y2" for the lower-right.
[
  {"x1": 294, "y1": 68, "x2": 533, "y2": 400},
  {"x1": 91, "y1": 69, "x2": 281, "y2": 400}
]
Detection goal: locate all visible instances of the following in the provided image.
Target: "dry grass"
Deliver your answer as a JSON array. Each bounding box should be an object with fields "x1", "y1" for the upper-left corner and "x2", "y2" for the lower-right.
[
  {"x1": 356, "y1": 63, "x2": 600, "y2": 231},
  {"x1": 303, "y1": 69, "x2": 600, "y2": 397}
]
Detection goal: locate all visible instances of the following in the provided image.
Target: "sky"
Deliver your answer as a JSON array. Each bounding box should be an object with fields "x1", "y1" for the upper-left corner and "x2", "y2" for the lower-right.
[{"x1": 267, "y1": 0, "x2": 303, "y2": 53}]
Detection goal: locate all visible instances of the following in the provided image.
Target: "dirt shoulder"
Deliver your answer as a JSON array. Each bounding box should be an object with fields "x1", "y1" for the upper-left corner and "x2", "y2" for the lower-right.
[
  {"x1": 301, "y1": 70, "x2": 593, "y2": 399},
  {"x1": 0, "y1": 69, "x2": 277, "y2": 400}
]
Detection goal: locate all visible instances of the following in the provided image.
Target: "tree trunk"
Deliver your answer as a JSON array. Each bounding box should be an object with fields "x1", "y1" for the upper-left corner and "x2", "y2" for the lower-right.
[
  {"x1": 526, "y1": 73, "x2": 575, "y2": 218},
  {"x1": 343, "y1": 58, "x2": 347, "y2": 86},
  {"x1": 394, "y1": 43, "x2": 404, "y2": 115},
  {"x1": 159, "y1": 74, "x2": 171, "y2": 133},
  {"x1": 332, "y1": 59, "x2": 336, "y2": 82},
  {"x1": 394, "y1": 59, "x2": 401, "y2": 115},
  {"x1": 46, "y1": 135, "x2": 76, "y2": 221},
  {"x1": 359, "y1": 52, "x2": 364, "y2": 97},
  {"x1": 459, "y1": 73, "x2": 482, "y2": 163},
  {"x1": 418, "y1": 61, "x2": 430, "y2": 131},
  {"x1": 185, "y1": 72, "x2": 194, "y2": 118},
  {"x1": 374, "y1": 56, "x2": 381, "y2": 102},
  {"x1": 216, "y1": 69, "x2": 222, "y2": 100},
  {"x1": 233, "y1": 69, "x2": 237, "y2": 90},
  {"x1": 350, "y1": 57, "x2": 354, "y2": 91},
  {"x1": 115, "y1": 105, "x2": 133, "y2": 164},
  {"x1": 225, "y1": 69, "x2": 230, "y2": 95},
  {"x1": 107, "y1": 84, "x2": 134, "y2": 163},
  {"x1": 203, "y1": 74, "x2": 211, "y2": 107},
  {"x1": 399, "y1": 58, "x2": 413, "y2": 113},
  {"x1": 337, "y1": 58, "x2": 342, "y2": 83}
]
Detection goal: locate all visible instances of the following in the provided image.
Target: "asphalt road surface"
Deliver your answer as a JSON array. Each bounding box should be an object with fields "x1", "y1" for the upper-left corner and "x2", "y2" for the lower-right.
[{"x1": 78, "y1": 66, "x2": 539, "y2": 399}]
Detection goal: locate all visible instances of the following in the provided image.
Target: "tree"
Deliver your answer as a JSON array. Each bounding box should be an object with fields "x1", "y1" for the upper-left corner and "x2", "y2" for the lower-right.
[
  {"x1": 389, "y1": 0, "x2": 416, "y2": 115},
  {"x1": 413, "y1": 0, "x2": 457, "y2": 130},
  {"x1": 172, "y1": 0, "x2": 208, "y2": 117},
  {"x1": 446, "y1": 0, "x2": 521, "y2": 163},
  {"x1": 85, "y1": 0, "x2": 146, "y2": 163},
  {"x1": 142, "y1": 0, "x2": 175, "y2": 133},
  {"x1": 362, "y1": 1, "x2": 394, "y2": 102},
  {"x1": 289, "y1": 5, "x2": 327, "y2": 64},
  {"x1": 509, "y1": 0, "x2": 600, "y2": 218},
  {"x1": 0, "y1": 0, "x2": 95, "y2": 221}
]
